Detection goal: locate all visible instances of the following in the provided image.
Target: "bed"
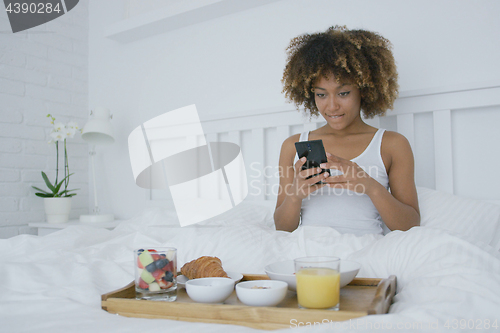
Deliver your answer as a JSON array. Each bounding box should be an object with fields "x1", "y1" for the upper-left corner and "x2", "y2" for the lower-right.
[{"x1": 2, "y1": 82, "x2": 500, "y2": 332}]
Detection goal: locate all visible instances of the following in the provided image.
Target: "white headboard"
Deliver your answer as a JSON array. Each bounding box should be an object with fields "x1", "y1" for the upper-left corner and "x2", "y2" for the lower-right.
[{"x1": 150, "y1": 81, "x2": 500, "y2": 206}]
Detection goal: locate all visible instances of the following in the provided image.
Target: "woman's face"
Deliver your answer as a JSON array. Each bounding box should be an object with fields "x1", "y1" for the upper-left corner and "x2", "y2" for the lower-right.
[{"x1": 313, "y1": 75, "x2": 362, "y2": 131}]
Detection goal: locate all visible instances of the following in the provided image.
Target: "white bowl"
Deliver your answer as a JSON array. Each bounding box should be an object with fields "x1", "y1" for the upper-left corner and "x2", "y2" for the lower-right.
[
  {"x1": 236, "y1": 280, "x2": 288, "y2": 307},
  {"x1": 264, "y1": 259, "x2": 361, "y2": 291},
  {"x1": 185, "y1": 277, "x2": 234, "y2": 303}
]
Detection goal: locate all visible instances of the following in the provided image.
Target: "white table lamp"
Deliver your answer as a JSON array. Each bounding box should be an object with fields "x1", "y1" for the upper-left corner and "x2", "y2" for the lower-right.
[{"x1": 80, "y1": 107, "x2": 115, "y2": 223}]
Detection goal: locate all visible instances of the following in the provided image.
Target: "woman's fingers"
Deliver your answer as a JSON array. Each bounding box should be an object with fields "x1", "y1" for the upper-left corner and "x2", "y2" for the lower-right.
[
  {"x1": 290, "y1": 157, "x2": 329, "y2": 198},
  {"x1": 320, "y1": 152, "x2": 344, "y2": 170},
  {"x1": 321, "y1": 153, "x2": 362, "y2": 176},
  {"x1": 304, "y1": 173, "x2": 328, "y2": 192},
  {"x1": 323, "y1": 174, "x2": 347, "y2": 183},
  {"x1": 305, "y1": 170, "x2": 329, "y2": 185},
  {"x1": 294, "y1": 157, "x2": 326, "y2": 178},
  {"x1": 299, "y1": 167, "x2": 325, "y2": 179},
  {"x1": 294, "y1": 157, "x2": 307, "y2": 175}
]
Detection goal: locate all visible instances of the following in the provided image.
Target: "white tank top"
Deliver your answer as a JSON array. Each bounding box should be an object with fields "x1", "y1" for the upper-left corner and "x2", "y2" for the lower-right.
[{"x1": 294, "y1": 129, "x2": 389, "y2": 235}]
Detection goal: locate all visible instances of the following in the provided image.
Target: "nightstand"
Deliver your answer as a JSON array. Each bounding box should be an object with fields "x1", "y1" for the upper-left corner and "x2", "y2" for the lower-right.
[{"x1": 29, "y1": 219, "x2": 124, "y2": 236}]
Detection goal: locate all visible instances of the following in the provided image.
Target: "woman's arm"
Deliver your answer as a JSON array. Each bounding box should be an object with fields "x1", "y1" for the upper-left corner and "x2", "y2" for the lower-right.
[
  {"x1": 321, "y1": 131, "x2": 420, "y2": 231},
  {"x1": 274, "y1": 135, "x2": 329, "y2": 232},
  {"x1": 373, "y1": 131, "x2": 420, "y2": 231}
]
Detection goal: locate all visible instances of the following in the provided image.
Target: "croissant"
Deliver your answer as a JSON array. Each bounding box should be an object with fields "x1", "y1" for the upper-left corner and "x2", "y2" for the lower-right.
[{"x1": 180, "y1": 256, "x2": 229, "y2": 279}]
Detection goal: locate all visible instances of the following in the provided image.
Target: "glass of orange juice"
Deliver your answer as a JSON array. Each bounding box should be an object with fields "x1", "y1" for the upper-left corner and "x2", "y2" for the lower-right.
[{"x1": 294, "y1": 256, "x2": 340, "y2": 310}]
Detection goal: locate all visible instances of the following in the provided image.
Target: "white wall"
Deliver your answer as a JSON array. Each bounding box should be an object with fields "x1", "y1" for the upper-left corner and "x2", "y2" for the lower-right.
[
  {"x1": 0, "y1": 2, "x2": 89, "y2": 238},
  {"x1": 85, "y1": 0, "x2": 499, "y2": 219}
]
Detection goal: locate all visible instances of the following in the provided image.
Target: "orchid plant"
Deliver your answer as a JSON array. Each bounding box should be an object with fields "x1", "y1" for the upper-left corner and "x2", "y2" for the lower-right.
[{"x1": 32, "y1": 114, "x2": 81, "y2": 198}]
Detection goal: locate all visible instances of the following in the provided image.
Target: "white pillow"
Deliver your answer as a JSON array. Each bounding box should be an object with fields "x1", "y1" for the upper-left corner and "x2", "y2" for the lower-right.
[{"x1": 417, "y1": 186, "x2": 500, "y2": 251}]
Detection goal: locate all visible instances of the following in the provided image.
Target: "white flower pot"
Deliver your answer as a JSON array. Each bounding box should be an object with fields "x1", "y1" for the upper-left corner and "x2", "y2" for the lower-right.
[{"x1": 44, "y1": 197, "x2": 72, "y2": 223}]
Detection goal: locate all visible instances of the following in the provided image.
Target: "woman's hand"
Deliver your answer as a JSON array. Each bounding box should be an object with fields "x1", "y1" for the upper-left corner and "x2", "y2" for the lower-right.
[
  {"x1": 288, "y1": 156, "x2": 329, "y2": 200},
  {"x1": 320, "y1": 152, "x2": 377, "y2": 195}
]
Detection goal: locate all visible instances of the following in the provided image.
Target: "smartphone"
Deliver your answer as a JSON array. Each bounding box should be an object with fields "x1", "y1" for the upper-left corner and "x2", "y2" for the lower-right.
[{"x1": 295, "y1": 140, "x2": 328, "y2": 183}]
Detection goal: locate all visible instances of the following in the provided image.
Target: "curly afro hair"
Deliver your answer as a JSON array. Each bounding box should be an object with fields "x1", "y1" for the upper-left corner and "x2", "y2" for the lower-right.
[{"x1": 282, "y1": 25, "x2": 398, "y2": 119}]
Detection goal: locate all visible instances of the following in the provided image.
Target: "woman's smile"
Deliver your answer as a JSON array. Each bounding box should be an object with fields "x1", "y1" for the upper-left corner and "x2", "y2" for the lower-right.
[{"x1": 325, "y1": 113, "x2": 345, "y2": 119}]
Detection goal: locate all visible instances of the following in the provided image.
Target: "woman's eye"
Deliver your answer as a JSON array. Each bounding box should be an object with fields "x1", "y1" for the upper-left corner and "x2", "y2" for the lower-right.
[
  {"x1": 316, "y1": 93, "x2": 325, "y2": 98},
  {"x1": 339, "y1": 91, "x2": 350, "y2": 97}
]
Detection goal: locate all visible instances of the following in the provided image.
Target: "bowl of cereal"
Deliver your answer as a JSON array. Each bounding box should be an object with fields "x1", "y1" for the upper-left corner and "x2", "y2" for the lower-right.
[{"x1": 235, "y1": 280, "x2": 287, "y2": 307}]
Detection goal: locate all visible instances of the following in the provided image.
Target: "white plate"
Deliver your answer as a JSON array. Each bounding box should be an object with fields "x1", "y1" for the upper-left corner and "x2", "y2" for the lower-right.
[{"x1": 177, "y1": 271, "x2": 243, "y2": 287}]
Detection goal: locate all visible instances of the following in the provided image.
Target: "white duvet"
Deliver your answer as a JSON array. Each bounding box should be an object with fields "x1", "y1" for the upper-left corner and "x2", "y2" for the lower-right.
[{"x1": 2, "y1": 201, "x2": 500, "y2": 333}]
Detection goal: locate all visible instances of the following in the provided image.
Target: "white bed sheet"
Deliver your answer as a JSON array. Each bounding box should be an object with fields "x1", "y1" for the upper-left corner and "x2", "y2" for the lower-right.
[{"x1": 2, "y1": 200, "x2": 500, "y2": 332}]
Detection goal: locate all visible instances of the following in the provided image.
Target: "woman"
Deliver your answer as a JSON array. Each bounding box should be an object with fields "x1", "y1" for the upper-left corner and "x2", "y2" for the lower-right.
[{"x1": 274, "y1": 26, "x2": 420, "y2": 235}]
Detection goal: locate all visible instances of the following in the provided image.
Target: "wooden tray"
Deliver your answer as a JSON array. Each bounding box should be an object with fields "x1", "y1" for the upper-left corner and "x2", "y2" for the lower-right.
[{"x1": 102, "y1": 274, "x2": 396, "y2": 330}]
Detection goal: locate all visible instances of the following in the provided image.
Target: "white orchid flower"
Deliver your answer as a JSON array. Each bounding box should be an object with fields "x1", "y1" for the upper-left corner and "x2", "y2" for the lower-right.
[
  {"x1": 64, "y1": 127, "x2": 77, "y2": 139},
  {"x1": 50, "y1": 130, "x2": 67, "y2": 142},
  {"x1": 53, "y1": 122, "x2": 65, "y2": 131},
  {"x1": 66, "y1": 121, "x2": 79, "y2": 130}
]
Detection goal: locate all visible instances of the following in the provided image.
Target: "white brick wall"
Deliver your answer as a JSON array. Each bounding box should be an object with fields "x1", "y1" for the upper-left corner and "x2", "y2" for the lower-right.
[{"x1": 0, "y1": 2, "x2": 89, "y2": 238}]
